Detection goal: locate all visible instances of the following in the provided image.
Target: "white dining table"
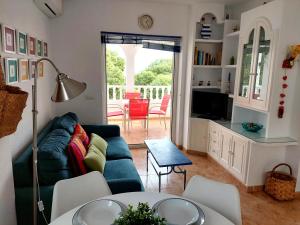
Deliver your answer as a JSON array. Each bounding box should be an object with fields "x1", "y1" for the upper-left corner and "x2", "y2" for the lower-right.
[{"x1": 50, "y1": 192, "x2": 234, "y2": 225}]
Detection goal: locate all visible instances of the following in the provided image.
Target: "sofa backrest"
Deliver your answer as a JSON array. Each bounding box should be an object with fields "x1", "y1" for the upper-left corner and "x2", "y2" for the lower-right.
[
  {"x1": 13, "y1": 112, "x2": 79, "y2": 188},
  {"x1": 13, "y1": 118, "x2": 58, "y2": 187}
]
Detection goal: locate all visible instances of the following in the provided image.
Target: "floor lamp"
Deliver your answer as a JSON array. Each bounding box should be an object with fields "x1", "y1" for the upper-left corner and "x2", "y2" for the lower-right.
[{"x1": 32, "y1": 58, "x2": 86, "y2": 225}]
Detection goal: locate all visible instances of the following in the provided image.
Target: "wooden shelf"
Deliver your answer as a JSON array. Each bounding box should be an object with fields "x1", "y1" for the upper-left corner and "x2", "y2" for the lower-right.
[
  {"x1": 195, "y1": 39, "x2": 223, "y2": 43},
  {"x1": 226, "y1": 31, "x2": 240, "y2": 38},
  {"x1": 223, "y1": 65, "x2": 237, "y2": 69},
  {"x1": 193, "y1": 65, "x2": 222, "y2": 69},
  {"x1": 192, "y1": 86, "x2": 221, "y2": 89}
]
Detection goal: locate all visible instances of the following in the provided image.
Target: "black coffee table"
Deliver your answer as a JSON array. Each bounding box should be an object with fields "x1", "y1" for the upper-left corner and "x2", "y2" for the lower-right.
[{"x1": 144, "y1": 138, "x2": 192, "y2": 192}]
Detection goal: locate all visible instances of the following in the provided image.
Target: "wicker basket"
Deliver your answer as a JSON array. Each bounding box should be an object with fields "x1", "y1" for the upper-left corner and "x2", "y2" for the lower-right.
[
  {"x1": 0, "y1": 56, "x2": 28, "y2": 138},
  {"x1": 265, "y1": 163, "x2": 296, "y2": 201}
]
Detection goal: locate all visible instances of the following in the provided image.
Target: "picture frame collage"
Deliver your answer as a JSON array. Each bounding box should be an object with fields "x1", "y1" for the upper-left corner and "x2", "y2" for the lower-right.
[{"x1": 0, "y1": 24, "x2": 49, "y2": 84}]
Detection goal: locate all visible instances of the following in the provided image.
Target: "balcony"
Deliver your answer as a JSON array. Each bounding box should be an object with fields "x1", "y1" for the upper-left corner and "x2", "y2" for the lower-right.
[{"x1": 107, "y1": 85, "x2": 172, "y2": 144}]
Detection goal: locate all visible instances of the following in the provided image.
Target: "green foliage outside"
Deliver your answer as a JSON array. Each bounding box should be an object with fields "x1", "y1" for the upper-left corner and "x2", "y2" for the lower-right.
[
  {"x1": 106, "y1": 48, "x2": 172, "y2": 87},
  {"x1": 135, "y1": 59, "x2": 173, "y2": 86},
  {"x1": 106, "y1": 49, "x2": 125, "y2": 85}
]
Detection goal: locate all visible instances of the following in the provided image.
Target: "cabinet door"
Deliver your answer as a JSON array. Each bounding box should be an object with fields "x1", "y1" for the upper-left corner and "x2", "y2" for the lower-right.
[
  {"x1": 208, "y1": 123, "x2": 220, "y2": 160},
  {"x1": 189, "y1": 118, "x2": 208, "y2": 152},
  {"x1": 250, "y1": 22, "x2": 273, "y2": 110},
  {"x1": 237, "y1": 29, "x2": 255, "y2": 104},
  {"x1": 230, "y1": 135, "x2": 249, "y2": 181},
  {"x1": 219, "y1": 130, "x2": 232, "y2": 168}
]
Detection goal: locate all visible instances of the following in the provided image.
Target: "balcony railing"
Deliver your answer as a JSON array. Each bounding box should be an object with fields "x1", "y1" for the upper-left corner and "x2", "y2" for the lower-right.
[{"x1": 107, "y1": 85, "x2": 172, "y2": 103}]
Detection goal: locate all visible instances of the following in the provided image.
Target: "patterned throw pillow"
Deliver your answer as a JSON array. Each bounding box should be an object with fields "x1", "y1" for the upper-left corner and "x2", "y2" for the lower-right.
[
  {"x1": 73, "y1": 124, "x2": 90, "y2": 147},
  {"x1": 84, "y1": 144, "x2": 106, "y2": 173},
  {"x1": 67, "y1": 137, "x2": 87, "y2": 176}
]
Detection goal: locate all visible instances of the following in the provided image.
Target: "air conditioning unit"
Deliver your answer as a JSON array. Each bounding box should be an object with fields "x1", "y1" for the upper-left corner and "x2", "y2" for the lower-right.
[{"x1": 34, "y1": 0, "x2": 63, "y2": 18}]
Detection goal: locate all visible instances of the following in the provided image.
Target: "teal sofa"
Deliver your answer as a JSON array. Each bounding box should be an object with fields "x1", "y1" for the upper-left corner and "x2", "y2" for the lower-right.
[{"x1": 13, "y1": 113, "x2": 144, "y2": 225}]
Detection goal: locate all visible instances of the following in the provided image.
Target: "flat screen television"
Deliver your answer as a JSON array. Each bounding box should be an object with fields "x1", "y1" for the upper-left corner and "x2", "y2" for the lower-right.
[{"x1": 192, "y1": 90, "x2": 229, "y2": 120}]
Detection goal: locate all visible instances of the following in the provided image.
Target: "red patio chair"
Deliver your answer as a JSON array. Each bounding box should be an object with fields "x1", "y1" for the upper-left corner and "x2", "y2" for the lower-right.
[
  {"x1": 124, "y1": 92, "x2": 141, "y2": 109},
  {"x1": 149, "y1": 94, "x2": 170, "y2": 129},
  {"x1": 107, "y1": 103, "x2": 125, "y2": 129},
  {"x1": 128, "y1": 99, "x2": 150, "y2": 132}
]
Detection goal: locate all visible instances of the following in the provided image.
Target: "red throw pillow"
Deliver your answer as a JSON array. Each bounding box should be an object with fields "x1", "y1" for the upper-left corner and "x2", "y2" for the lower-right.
[
  {"x1": 67, "y1": 137, "x2": 87, "y2": 176},
  {"x1": 73, "y1": 124, "x2": 90, "y2": 147}
]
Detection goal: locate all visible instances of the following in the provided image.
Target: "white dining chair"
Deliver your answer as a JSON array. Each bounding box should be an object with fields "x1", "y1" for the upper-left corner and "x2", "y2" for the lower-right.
[
  {"x1": 51, "y1": 171, "x2": 112, "y2": 221},
  {"x1": 183, "y1": 175, "x2": 242, "y2": 225}
]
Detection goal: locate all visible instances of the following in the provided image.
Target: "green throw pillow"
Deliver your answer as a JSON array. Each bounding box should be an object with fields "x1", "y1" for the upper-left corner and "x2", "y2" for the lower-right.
[
  {"x1": 90, "y1": 133, "x2": 108, "y2": 156},
  {"x1": 84, "y1": 145, "x2": 106, "y2": 173}
]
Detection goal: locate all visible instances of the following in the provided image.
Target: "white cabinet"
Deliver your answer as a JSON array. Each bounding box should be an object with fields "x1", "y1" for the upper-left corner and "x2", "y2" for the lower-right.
[
  {"x1": 189, "y1": 118, "x2": 209, "y2": 153},
  {"x1": 229, "y1": 135, "x2": 249, "y2": 181},
  {"x1": 208, "y1": 123, "x2": 220, "y2": 160},
  {"x1": 219, "y1": 130, "x2": 232, "y2": 168},
  {"x1": 235, "y1": 17, "x2": 274, "y2": 111},
  {"x1": 208, "y1": 122, "x2": 249, "y2": 182}
]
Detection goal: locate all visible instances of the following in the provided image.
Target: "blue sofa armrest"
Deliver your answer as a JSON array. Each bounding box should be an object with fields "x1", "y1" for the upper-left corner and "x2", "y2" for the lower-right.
[
  {"x1": 82, "y1": 125, "x2": 120, "y2": 138},
  {"x1": 15, "y1": 185, "x2": 54, "y2": 225},
  {"x1": 107, "y1": 178, "x2": 145, "y2": 194}
]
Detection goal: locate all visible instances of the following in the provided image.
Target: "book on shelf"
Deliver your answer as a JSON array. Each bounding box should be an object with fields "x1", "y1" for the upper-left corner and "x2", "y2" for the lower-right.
[{"x1": 194, "y1": 47, "x2": 218, "y2": 66}]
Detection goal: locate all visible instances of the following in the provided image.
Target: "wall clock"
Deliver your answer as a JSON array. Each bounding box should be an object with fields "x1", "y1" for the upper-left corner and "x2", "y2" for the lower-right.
[{"x1": 138, "y1": 15, "x2": 154, "y2": 30}]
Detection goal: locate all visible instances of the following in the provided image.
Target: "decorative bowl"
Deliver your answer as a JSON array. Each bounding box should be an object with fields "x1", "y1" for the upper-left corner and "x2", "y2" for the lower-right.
[
  {"x1": 242, "y1": 122, "x2": 263, "y2": 132},
  {"x1": 72, "y1": 199, "x2": 126, "y2": 225},
  {"x1": 153, "y1": 198, "x2": 201, "y2": 225}
]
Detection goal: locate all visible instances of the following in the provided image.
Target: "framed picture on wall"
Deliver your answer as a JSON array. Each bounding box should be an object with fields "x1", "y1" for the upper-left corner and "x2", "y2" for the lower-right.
[
  {"x1": 17, "y1": 31, "x2": 27, "y2": 55},
  {"x1": 19, "y1": 59, "x2": 29, "y2": 81},
  {"x1": 37, "y1": 61, "x2": 44, "y2": 77},
  {"x1": 43, "y1": 42, "x2": 48, "y2": 57},
  {"x1": 37, "y1": 40, "x2": 43, "y2": 57},
  {"x1": 29, "y1": 60, "x2": 37, "y2": 79},
  {"x1": 4, "y1": 58, "x2": 18, "y2": 84},
  {"x1": 28, "y1": 35, "x2": 36, "y2": 56},
  {"x1": 2, "y1": 25, "x2": 16, "y2": 54}
]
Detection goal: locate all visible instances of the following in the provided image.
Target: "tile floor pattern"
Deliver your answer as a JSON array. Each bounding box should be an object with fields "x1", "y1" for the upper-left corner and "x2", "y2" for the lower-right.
[
  {"x1": 109, "y1": 118, "x2": 171, "y2": 145},
  {"x1": 131, "y1": 149, "x2": 300, "y2": 225}
]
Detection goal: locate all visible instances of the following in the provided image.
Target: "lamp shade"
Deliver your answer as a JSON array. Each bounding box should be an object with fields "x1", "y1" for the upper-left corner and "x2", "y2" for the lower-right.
[{"x1": 51, "y1": 73, "x2": 87, "y2": 102}]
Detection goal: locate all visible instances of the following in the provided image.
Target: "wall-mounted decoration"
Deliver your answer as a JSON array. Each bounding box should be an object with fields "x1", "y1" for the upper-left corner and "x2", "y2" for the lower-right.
[
  {"x1": 43, "y1": 42, "x2": 48, "y2": 57},
  {"x1": 19, "y1": 59, "x2": 29, "y2": 81},
  {"x1": 138, "y1": 14, "x2": 154, "y2": 30},
  {"x1": 278, "y1": 45, "x2": 300, "y2": 118},
  {"x1": 29, "y1": 60, "x2": 37, "y2": 79},
  {"x1": 37, "y1": 40, "x2": 43, "y2": 57},
  {"x1": 28, "y1": 35, "x2": 36, "y2": 56},
  {"x1": 17, "y1": 31, "x2": 27, "y2": 55},
  {"x1": 4, "y1": 58, "x2": 18, "y2": 84},
  {"x1": 37, "y1": 61, "x2": 44, "y2": 77},
  {"x1": 2, "y1": 25, "x2": 16, "y2": 54}
]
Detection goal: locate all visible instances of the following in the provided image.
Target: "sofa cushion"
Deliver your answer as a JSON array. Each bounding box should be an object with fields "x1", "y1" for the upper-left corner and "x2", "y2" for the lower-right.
[
  {"x1": 90, "y1": 133, "x2": 108, "y2": 156},
  {"x1": 104, "y1": 159, "x2": 142, "y2": 184},
  {"x1": 38, "y1": 129, "x2": 73, "y2": 185},
  {"x1": 67, "y1": 137, "x2": 87, "y2": 176},
  {"x1": 74, "y1": 123, "x2": 89, "y2": 147},
  {"x1": 84, "y1": 145, "x2": 106, "y2": 173},
  {"x1": 52, "y1": 112, "x2": 79, "y2": 134},
  {"x1": 105, "y1": 137, "x2": 132, "y2": 160}
]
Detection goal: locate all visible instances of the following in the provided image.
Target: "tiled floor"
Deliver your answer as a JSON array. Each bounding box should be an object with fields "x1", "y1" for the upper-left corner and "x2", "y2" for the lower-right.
[
  {"x1": 131, "y1": 148, "x2": 300, "y2": 225},
  {"x1": 108, "y1": 117, "x2": 171, "y2": 144}
]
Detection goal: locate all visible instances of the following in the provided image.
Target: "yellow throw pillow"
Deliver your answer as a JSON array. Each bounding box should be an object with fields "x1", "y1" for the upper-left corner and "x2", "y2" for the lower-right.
[
  {"x1": 89, "y1": 133, "x2": 108, "y2": 156},
  {"x1": 84, "y1": 145, "x2": 106, "y2": 173}
]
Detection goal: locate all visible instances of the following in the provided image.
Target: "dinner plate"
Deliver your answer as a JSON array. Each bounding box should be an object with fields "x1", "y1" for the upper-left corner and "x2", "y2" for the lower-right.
[
  {"x1": 152, "y1": 198, "x2": 205, "y2": 225},
  {"x1": 72, "y1": 199, "x2": 127, "y2": 225}
]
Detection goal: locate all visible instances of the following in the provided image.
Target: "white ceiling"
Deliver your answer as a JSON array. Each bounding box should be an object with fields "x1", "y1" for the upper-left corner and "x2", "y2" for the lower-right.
[{"x1": 134, "y1": 0, "x2": 249, "y2": 5}]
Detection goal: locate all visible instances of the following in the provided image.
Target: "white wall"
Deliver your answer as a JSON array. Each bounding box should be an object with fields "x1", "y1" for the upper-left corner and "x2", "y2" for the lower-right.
[
  {"x1": 0, "y1": 1, "x2": 54, "y2": 224},
  {"x1": 228, "y1": 0, "x2": 274, "y2": 20},
  {"x1": 50, "y1": 0, "x2": 191, "y2": 145}
]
